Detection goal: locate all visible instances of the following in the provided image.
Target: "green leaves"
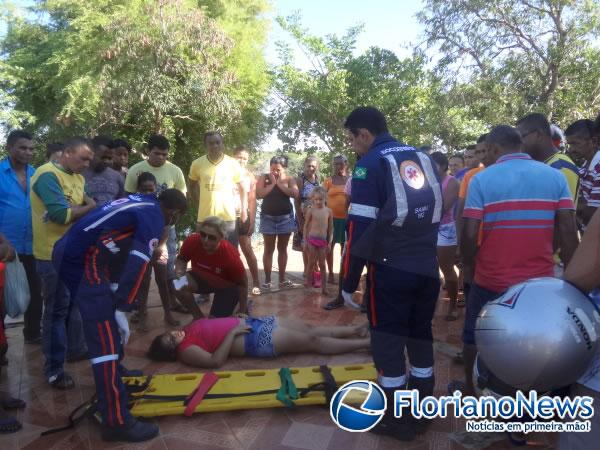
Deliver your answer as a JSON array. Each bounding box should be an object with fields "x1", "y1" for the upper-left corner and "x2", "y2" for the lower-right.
[{"x1": 1, "y1": 0, "x2": 270, "y2": 167}]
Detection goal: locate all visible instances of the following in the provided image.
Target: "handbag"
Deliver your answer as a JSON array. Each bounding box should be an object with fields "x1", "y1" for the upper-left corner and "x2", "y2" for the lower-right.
[{"x1": 3, "y1": 254, "x2": 31, "y2": 318}]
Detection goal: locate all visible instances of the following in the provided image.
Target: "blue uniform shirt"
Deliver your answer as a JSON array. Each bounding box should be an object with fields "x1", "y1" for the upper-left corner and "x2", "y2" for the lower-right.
[
  {"x1": 54, "y1": 194, "x2": 165, "y2": 311},
  {"x1": 348, "y1": 133, "x2": 442, "y2": 278},
  {"x1": 0, "y1": 158, "x2": 35, "y2": 254}
]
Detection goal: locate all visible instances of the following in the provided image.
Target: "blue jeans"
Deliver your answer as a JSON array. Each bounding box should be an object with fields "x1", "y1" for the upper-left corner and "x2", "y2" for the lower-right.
[{"x1": 37, "y1": 260, "x2": 87, "y2": 379}]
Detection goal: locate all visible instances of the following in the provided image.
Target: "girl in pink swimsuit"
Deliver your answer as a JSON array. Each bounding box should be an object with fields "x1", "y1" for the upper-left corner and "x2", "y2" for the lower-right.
[{"x1": 148, "y1": 315, "x2": 369, "y2": 368}]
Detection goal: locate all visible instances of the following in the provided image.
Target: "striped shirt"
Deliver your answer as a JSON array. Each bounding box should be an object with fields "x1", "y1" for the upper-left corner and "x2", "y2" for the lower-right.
[
  {"x1": 579, "y1": 150, "x2": 600, "y2": 208},
  {"x1": 464, "y1": 153, "x2": 574, "y2": 292}
]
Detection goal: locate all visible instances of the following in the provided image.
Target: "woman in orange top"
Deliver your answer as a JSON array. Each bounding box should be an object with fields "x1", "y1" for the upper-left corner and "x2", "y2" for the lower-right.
[{"x1": 323, "y1": 155, "x2": 350, "y2": 284}]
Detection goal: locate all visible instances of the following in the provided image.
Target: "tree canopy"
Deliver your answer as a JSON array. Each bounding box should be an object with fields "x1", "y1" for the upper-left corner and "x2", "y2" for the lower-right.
[
  {"x1": 1, "y1": 0, "x2": 270, "y2": 167},
  {"x1": 2, "y1": 0, "x2": 600, "y2": 156}
]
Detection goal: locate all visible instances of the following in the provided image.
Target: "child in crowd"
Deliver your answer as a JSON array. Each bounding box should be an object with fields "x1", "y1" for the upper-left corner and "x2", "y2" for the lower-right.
[
  {"x1": 303, "y1": 187, "x2": 333, "y2": 294},
  {"x1": 131, "y1": 172, "x2": 182, "y2": 330},
  {"x1": 137, "y1": 171, "x2": 158, "y2": 195}
]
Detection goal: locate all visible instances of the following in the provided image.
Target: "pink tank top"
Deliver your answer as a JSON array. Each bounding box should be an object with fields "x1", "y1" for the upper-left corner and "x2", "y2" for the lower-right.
[
  {"x1": 177, "y1": 318, "x2": 241, "y2": 354},
  {"x1": 441, "y1": 175, "x2": 456, "y2": 225}
]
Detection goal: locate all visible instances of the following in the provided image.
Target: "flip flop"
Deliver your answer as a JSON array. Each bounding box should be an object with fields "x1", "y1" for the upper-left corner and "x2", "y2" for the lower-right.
[
  {"x1": 1, "y1": 397, "x2": 26, "y2": 410},
  {"x1": 0, "y1": 416, "x2": 22, "y2": 433},
  {"x1": 279, "y1": 280, "x2": 295, "y2": 289}
]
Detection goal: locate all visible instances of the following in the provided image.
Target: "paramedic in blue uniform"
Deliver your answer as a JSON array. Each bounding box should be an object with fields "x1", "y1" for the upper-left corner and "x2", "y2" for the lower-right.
[
  {"x1": 344, "y1": 107, "x2": 442, "y2": 441},
  {"x1": 52, "y1": 189, "x2": 187, "y2": 443}
]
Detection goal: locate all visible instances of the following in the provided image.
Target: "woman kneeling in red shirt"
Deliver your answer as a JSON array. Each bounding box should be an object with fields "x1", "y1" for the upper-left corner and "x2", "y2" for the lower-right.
[
  {"x1": 148, "y1": 315, "x2": 369, "y2": 368},
  {"x1": 174, "y1": 216, "x2": 249, "y2": 318}
]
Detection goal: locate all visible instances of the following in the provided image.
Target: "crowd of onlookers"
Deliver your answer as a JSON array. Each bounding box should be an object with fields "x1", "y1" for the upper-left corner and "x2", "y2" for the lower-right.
[{"x1": 1, "y1": 107, "x2": 600, "y2": 438}]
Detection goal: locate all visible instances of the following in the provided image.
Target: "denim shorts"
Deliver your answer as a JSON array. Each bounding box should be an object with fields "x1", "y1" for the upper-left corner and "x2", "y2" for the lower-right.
[
  {"x1": 259, "y1": 213, "x2": 296, "y2": 235},
  {"x1": 244, "y1": 316, "x2": 278, "y2": 357},
  {"x1": 437, "y1": 222, "x2": 457, "y2": 246},
  {"x1": 462, "y1": 283, "x2": 502, "y2": 345}
]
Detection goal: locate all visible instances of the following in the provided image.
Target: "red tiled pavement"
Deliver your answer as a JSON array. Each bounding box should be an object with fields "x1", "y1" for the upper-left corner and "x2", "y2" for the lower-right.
[{"x1": 0, "y1": 249, "x2": 557, "y2": 449}]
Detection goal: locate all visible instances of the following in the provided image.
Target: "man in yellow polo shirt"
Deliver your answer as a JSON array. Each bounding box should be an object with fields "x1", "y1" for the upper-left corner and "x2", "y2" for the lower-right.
[
  {"x1": 189, "y1": 131, "x2": 247, "y2": 247},
  {"x1": 517, "y1": 113, "x2": 580, "y2": 276},
  {"x1": 31, "y1": 137, "x2": 96, "y2": 390}
]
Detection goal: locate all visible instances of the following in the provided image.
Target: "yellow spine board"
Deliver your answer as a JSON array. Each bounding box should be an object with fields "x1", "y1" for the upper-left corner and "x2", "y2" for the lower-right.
[{"x1": 125, "y1": 364, "x2": 376, "y2": 417}]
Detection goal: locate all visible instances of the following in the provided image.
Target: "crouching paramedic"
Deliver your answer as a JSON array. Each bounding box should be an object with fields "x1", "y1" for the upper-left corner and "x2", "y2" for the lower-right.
[
  {"x1": 344, "y1": 107, "x2": 442, "y2": 442},
  {"x1": 52, "y1": 189, "x2": 187, "y2": 442}
]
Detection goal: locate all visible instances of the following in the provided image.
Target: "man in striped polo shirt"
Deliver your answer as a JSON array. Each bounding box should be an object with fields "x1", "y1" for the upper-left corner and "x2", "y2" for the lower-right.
[
  {"x1": 455, "y1": 125, "x2": 579, "y2": 396},
  {"x1": 565, "y1": 119, "x2": 599, "y2": 229}
]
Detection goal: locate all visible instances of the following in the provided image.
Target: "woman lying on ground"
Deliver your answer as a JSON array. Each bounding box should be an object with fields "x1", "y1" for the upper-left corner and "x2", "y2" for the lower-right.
[{"x1": 147, "y1": 316, "x2": 370, "y2": 368}]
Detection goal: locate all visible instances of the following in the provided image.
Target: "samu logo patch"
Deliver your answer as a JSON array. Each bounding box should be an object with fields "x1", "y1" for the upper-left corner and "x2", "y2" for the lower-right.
[{"x1": 353, "y1": 167, "x2": 368, "y2": 180}]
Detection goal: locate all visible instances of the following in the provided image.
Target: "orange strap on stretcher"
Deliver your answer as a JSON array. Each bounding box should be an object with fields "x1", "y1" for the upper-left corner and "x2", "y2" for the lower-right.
[{"x1": 184, "y1": 372, "x2": 219, "y2": 417}]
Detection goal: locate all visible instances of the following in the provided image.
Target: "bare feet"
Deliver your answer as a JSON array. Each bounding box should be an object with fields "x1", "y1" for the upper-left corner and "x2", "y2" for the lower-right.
[{"x1": 164, "y1": 314, "x2": 180, "y2": 326}]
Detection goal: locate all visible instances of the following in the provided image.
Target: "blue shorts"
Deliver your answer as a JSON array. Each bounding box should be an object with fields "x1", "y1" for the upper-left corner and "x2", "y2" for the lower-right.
[
  {"x1": 462, "y1": 283, "x2": 502, "y2": 345},
  {"x1": 259, "y1": 213, "x2": 296, "y2": 235},
  {"x1": 244, "y1": 316, "x2": 278, "y2": 357}
]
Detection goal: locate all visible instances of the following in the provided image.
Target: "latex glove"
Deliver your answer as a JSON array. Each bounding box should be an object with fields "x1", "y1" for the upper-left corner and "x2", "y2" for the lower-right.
[{"x1": 114, "y1": 309, "x2": 130, "y2": 345}]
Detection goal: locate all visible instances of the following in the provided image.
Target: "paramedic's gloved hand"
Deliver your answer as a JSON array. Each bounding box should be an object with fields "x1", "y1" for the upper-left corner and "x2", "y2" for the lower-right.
[{"x1": 114, "y1": 309, "x2": 131, "y2": 345}]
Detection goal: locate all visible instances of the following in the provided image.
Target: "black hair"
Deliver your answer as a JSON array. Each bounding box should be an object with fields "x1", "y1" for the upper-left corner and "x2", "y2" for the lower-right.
[
  {"x1": 565, "y1": 119, "x2": 595, "y2": 138},
  {"x1": 6, "y1": 130, "x2": 33, "y2": 148},
  {"x1": 63, "y1": 137, "x2": 92, "y2": 152},
  {"x1": 46, "y1": 142, "x2": 64, "y2": 160},
  {"x1": 516, "y1": 113, "x2": 551, "y2": 137},
  {"x1": 110, "y1": 138, "x2": 132, "y2": 151},
  {"x1": 450, "y1": 154, "x2": 464, "y2": 162},
  {"x1": 476, "y1": 133, "x2": 488, "y2": 144},
  {"x1": 92, "y1": 135, "x2": 113, "y2": 152},
  {"x1": 147, "y1": 134, "x2": 170, "y2": 151},
  {"x1": 158, "y1": 188, "x2": 187, "y2": 212},
  {"x1": 430, "y1": 151, "x2": 449, "y2": 172},
  {"x1": 147, "y1": 334, "x2": 177, "y2": 362},
  {"x1": 344, "y1": 106, "x2": 389, "y2": 137},
  {"x1": 269, "y1": 155, "x2": 288, "y2": 168},
  {"x1": 487, "y1": 125, "x2": 522, "y2": 150},
  {"x1": 137, "y1": 172, "x2": 157, "y2": 188},
  {"x1": 204, "y1": 131, "x2": 223, "y2": 143}
]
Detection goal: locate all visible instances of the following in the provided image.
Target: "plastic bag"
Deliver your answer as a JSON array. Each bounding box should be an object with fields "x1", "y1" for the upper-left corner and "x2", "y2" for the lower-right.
[{"x1": 3, "y1": 254, "x2": 31, "y2": 318}]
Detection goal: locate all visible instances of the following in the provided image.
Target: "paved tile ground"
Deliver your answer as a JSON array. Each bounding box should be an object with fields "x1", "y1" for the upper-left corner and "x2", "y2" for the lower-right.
[{"x1": 0, "y1": 247, "x2": 557, "y2": 449}]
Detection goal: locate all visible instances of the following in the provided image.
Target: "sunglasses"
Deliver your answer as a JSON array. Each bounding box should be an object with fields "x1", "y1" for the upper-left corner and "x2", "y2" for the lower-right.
[{"x1": 200, "y1": 231, "x2": 219, "y2": 242}]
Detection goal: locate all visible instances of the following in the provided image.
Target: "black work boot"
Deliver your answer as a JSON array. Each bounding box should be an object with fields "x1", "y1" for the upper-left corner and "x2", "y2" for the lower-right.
[
  {"x1": 370, "y1": 386, "x2": 416, "y2": 442},
  {"x1": 101, "y1": 418, "x2": 159, "y2": 442},
  {"x1": 408, "y1": 375, "x2": 435, "y2": 434}
]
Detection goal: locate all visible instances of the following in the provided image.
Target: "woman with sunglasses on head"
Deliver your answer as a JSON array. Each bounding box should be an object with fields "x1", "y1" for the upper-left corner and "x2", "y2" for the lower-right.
[
  {"x1": 255, "y1": 155, "x2": 299, "y2": 291},
  {"x1": 173, "y1": 216, "x2": 248, "y2": 319},
  {"x1": 148, "y1": 314, "x2": 369, "y2": 368}
]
